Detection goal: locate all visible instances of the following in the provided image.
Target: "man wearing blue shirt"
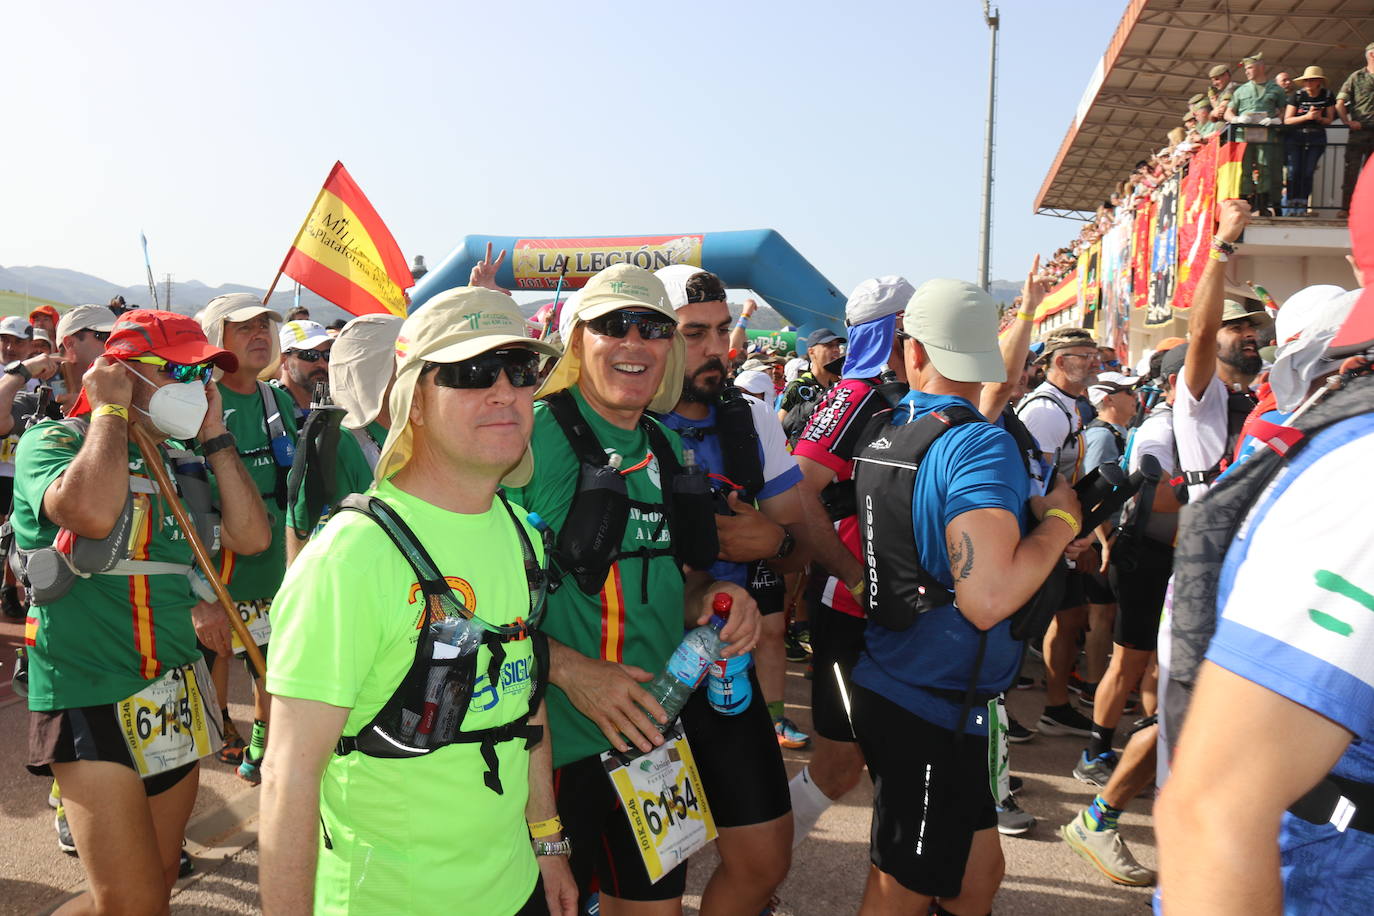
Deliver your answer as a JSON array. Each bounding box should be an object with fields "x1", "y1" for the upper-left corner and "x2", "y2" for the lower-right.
[{"x1": 849, "y1": 278, "x2": 1083, "y2": 915}]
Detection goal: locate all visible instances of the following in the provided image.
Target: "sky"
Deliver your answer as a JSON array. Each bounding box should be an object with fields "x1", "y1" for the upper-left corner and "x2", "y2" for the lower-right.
[{"x1": 2, "y1": 1, "x2": 1124, "y2": 299}]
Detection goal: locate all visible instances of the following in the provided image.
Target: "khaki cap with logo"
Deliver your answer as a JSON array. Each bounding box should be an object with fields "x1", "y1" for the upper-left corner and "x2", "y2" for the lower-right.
[
  {"x1": 375, "y1": 287, "x2": 560, "y2": 485},
  {"x1": 329, "y1": 314, "x2": 404, "y2": 429},
  {"x1": 535, "y1": 263, "x2": 685, "y2": 415},
  {"x1": 900, "y1": 278, "x2": 1004, "y2": 383},
  {"x1": 55, "y1": 304, "x2": 116, "y2": 342}
]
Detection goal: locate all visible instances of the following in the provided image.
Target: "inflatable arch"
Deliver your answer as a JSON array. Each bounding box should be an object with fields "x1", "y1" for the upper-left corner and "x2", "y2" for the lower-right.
[{"x1": 409, "y1": 229, "x2": 846, "y2": 334}]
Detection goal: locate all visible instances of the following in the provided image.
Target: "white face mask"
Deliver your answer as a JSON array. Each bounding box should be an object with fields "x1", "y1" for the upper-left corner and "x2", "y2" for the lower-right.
[{"x1": 123, "y1": 362, "x2": 209, "y2": 440}]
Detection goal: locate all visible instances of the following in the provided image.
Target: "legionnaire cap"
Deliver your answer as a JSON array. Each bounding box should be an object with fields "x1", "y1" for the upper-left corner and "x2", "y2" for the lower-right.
[
  {"x1": 1209, "y1": 64, "x2": 1230, "y2": 78},
  {"x1": 1161, "y1": 342, "x2": 1190, "y2": 381},
  {"x1": 900, "y1": 278, "x2": 1004, "y2": 383},
  {"x1": 376, "y1": 287, "x2": 560, "y2": 485},
  {"x1": 279, "y1": 319, "x2": 332, "y2": 353},
  {"x1": 198, "y1": 293, "x2": 282, "y2": 350},
  {"x1": 1240, "y1": 52, "x2": 1263, "y2": 65},
  {"x1": 55, "y1": 305, "x2": 116, "y2": 341},
  {"x1": 1038, "y1": 326, "x2": 1099, "y2": 360},
  {"x1": 329, "y1": 314, "x2": 403, "y2": 429},
  {"x1": 535, "y1": 263, "x2": 685, "y2": 415},
  {"x1": 0, "y1": 316, "x2": 33, "y2": 340},
  {"x1": 1189, "y1": 92, "x2": 1209, "y2": 107}
]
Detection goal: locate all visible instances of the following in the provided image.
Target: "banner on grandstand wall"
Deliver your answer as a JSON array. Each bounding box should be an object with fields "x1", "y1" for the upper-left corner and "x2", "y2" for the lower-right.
[
  {"x1": 1146, "y1": 175, "x2": 1181, "y2": 327},
  {"x1": 511, "y1": 234, "x2": 704, "y2": 290},
  {"x1": 1077, "y1": 242, "x2": 1101, "y2": 327},
  {"x1": 1098, "y1": 217, "x2": 1133, "y2": 358},
  {"x1": 1175, "y1": 140, "x2": 1219, "y2": 310},
  {"x1": 1131, "y1": 194, "x2": 1155, "y2": 311},
  {"x1": 1216, "y1": 138, "x2": 1248, "y2": 201},
  {"x1": 275, "y1": 161, "x2": 413, "y2": 317},
  {"x1": 1034, "y1": 272, "x2": 1078, "y2": 323}
]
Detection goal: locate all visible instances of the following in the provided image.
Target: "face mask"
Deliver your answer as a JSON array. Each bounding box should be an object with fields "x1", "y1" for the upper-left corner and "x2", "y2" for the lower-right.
[{"x1": 123, "y1": 362, "x2": 209, "y2": 440}]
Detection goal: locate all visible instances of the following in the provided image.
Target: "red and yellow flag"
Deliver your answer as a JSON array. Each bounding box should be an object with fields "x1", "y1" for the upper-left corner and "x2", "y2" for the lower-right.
[
  {"x1": 274, "y1": 162, "x2": 413, "y2": 317},
  {"x1": 1033, "y1": 272, "x2": 1078, "y2": 323},
  {"x1": 1215, "y1": 139, "x2": 1248, "y2": 202}
]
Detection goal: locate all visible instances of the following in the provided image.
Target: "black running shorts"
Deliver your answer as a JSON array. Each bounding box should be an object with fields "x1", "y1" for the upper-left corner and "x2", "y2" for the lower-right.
[
  {"x1": 809, "y1": 600, "x2": 866, "y2": 742},
  {"x1": 28, "y1": 705, "x2": 197, "y2": 796},
  {"x1": 747, "y1": 561, "x2": 787, "y2": 616},
  {"x1": 553, "y1": 753, "x2": 688, "y2": 904},
  {"x1": 680, "y1": 667, "x2": 790, "y2": 828},
  {"x1": 1109, "y1": 537, "x2": 1174, "y2": 650},
  {"x1": 852, "y1": 685, "x2": 997, "y2": 899}
]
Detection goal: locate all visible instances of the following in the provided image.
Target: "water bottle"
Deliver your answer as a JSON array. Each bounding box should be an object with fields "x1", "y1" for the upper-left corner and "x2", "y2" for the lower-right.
[
  {"x1": 642, "y1": 592, "x2": 733, "y2": 729},
  {"x1": 707, "y1": 653, "x2": 752, "y2": 715},
  {"x1": 403, "y1": 614, "x2": 482, "y2": 745}
]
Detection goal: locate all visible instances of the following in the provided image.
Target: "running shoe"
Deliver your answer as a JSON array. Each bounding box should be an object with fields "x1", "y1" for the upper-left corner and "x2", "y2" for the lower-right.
[
  {"x1": 237, "y1": 749, "x2": 263, "y2": 786},
  {"x1": 1015, "y1": 675, "x2": 1035, "y2": 690},
  {"x1": 179, "y1": 847, "x2": 195, "y2": 879},
  {"x1": 995, "y1": 795, "x2": 1035, "y2": 836},
  {"x1": 1061, "y1": 810, "x2": 1155, "y2": 886},
  {"x1": 789, "y1": 622, "x2": 812, "y2": 654},
  {"x1": 1006, "y1": 715, "x2": 1036, "y2": 744},
  {"x1": 55, "y1": 805, "x2": 76, "y2": 855},
  {"x1": 784, "y1": 630, "x2": 809, "y2": 663},
  {"x1": 48, "y1": 781, "x2": 60, "y2": 809},
  {"x1": 1037, "y1": 704, "x2": 1095, "y2": 737},
  {"x1": 775, "y1": 717, "x2": 811, "y2": 750},
  {"x1": 1073, "y1": 749, "x2": 1120, "y2": 788},
  {"x1": 218, "y1": 728, "x2": 247, "y2": 765},
  {"x1": 1009, "y1": 774, "x2": 1023, "y2": 793}
]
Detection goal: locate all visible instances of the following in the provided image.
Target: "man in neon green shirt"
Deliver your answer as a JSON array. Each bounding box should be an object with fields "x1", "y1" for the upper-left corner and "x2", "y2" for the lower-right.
[{"x1": 260, "y1": 288, "x2": 575, "y2": 915}]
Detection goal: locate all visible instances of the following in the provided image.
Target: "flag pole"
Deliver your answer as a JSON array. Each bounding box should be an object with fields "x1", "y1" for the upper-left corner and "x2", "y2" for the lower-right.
[{"x1": 545, "y1": 256, "x2": 570, "y2": 340}]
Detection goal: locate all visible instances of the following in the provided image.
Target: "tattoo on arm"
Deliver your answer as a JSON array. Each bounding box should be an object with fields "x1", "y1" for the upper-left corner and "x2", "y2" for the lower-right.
[{"x1": 948, "y1": 531, "x2": 975, "y2": 582}]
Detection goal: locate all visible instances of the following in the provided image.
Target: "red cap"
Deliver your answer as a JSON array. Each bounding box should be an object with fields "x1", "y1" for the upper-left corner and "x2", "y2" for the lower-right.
[
  {"x1": 711, "y1": 592, "x2": 733, "y2": 617},
  {"x1": 104, "y1": 310, "x2": 238, "y2": 372},
  {"x1": 1331, "y1": 157, "x2": 1374, "y2": 358},
  {"x1": 28, "y1": 305, "x2": 59, "y2": 324}
]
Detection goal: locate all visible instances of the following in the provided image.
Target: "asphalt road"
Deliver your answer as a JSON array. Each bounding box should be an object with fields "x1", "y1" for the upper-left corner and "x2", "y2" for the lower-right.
[{"x1": 0, "y1": 616, "x2": 1156, "y2": 914}]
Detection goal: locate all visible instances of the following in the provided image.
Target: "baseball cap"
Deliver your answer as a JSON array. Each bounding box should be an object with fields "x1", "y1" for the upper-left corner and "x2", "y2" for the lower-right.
[
  {"x1": 0, "y1": 316, "x2": 33, "y2": 340},
  {"x1": 804, "y1": 328, "x2": 845, "y2": 349},
  {"x1": 56, "y1": 305, "x2": 117, "y2": 342},
  {"x1": 1160, "y1": 342, "x2": 1190, "y2": 381},
  {"x1": 29, "y1": 305, "x2": 59, "y2": 326},
  {"x1": 1088, "y1": 371, "x2": 1138, "y2": 406},
  {"x1": 901, "y1": 278, "x2": 1004, "y2": 383},
  {"x1": 198, "y1": 293, "x2": 282, "y2": 350},
  {"x1": 845, "y1": 277, "x2": 915, "y2": 327},
  {"x1": 31, "y1": 328, "x2": 54, "y2": 348},
  {"x1": 105, "y1": 309, "x2": 238, "y2": 371},
  {"x1": 733, "y1": 368, "x2": 775, "y2": 411},
  {"x1": 535, "y1": 264, "x2": 683, "y2": 415},
  {"x1": 1209, "y1": 64, "x2": 1230, "y2": 78},
  {"x1": 329, "y1": 314, "x2": 404, "y2": 429},
  {"x1": 279, "y1": 319, "x2": 332, "y2": 353},
  {"x1": 376, "y1": 287, "x2": 560, "y2": 485},
  {"x1": 654, "y1": 264, "x2": 725, "y2": 310}
]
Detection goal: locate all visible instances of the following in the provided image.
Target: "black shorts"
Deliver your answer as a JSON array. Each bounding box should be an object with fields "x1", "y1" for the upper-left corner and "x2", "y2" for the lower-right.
[
  {"x1": 809, "y1": 600, "x2": 867, "y2": 742},
  {"x1": 680, "y1": 667, "x2": 790, "y2": 828},
  {"x1": 1109, "y1": 538, "x2": 1174, "y2": 650},
  {"x1": 0, "y1": 474, "x2": 13, "y2": 515},
  {"x1": 1058, "y1": 570, "x2": 1090, "y2": 610},
  {"x1": 553, "y1": 754, "x2": 688, "y2": 904},
  {"x1": 852, "y1": 685, "x2": 997, "y2": 899},
  {"x1": 1081, "y1": 552, "x2": 1115, "y2": 605},
  {"x1": 747, "y1": 561, "x2": 787, "y2": 616},
  {"x1": 28, "y1": 705, "x2": 197, "y2": 796}
]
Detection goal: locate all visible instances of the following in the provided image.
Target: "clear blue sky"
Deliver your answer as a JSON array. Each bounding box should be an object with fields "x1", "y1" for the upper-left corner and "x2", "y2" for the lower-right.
[{"x1": 2, "y1": 1, "x2": 1124, "y2": 296}]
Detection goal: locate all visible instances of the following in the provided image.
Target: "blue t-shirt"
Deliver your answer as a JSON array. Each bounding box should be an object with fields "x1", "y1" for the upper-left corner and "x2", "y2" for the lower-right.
[
  {"x1": 659, "y1": 399, "x2": 802, "y2": 587},
  {"x1": 1218, "y1": 407, "x2": 1287, "y2": 480},
  {"x1": 852, "y1": 391, "x2": 1030, "y2": 736},
  {"x1": 1082, "y1": 421, "x2": 1125, "y2": 471}
]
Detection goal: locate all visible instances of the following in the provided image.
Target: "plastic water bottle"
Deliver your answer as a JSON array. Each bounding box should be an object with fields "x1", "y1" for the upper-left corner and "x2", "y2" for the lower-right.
[
  {"x1": 707, "y1": 653, "x2": 752, "y2": 715},
  {"x1": 642, "y1": 592, "x2": 733, "y2": 729},
  {"x1": 403, "y1": 614, "x2": 482, "y2": 745}
]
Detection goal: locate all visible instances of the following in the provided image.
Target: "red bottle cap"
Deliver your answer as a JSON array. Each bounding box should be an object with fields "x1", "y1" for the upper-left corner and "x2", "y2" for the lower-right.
[{"x1": 712, "y1": 592, "x2": 733, "y2": 617}]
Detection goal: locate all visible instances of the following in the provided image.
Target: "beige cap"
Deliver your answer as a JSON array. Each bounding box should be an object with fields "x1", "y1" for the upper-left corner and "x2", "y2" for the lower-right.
[
  {"x1": 1295, "y1": 65, "x2": 1326, "y2": 82},
  {"x1": 1240, "y1": 52, "x2": 1264, "y2": 66},
  {"x1": 55, "y1": 304, "x2": 116, "y2": 342},
  {"x1": 329, "y1": 314, "x2": 403, "y2": 429},
  {"x1": 375, "y1": 287, "x2": 560, "y2": 485},
  {"x1": 1209, "y1": 64, "x2": 1230, "y2": 78},
  {"x1": 198, "y1": 293, "x2": 282, "y2": 349},
  {"x1": 901, "y1": 279, "x2": 1004, "y2": 383},
  {"x1": 534, "y1": 264, "x2": 685, "y2": 415}
]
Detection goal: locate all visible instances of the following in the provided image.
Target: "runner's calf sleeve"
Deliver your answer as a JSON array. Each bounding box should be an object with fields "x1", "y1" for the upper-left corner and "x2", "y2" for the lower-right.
[
  {"x1": 768, "y1": 700, "x2": 785, "y2": 722},
  {"x1": 788, "y1": 766, "x2": 832, "y2": 849},
  {"x1": 1089, "y1": 724, "x2": 1115, "y2": 758},
  {"x1": 249, "y1": 719, "x2": 268, "y2": 759}
]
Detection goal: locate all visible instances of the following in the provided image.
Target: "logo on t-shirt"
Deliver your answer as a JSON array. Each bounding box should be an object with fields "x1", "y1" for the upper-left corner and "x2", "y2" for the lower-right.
[
  {"x1": 408, "y1": 575, "x2": 477, "y2": 624},
  {"x1": 800, "y1": 385, "x2": 857, "y2": 443}
]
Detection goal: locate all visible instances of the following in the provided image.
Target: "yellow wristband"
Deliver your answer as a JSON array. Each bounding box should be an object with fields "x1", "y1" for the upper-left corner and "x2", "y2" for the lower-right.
[
  {"x1": 93, "y1": 404, "x2": 129, "y2": 421},
  {"x1": 849, "y1": 579, "x2": 865, "y2": 600},
  {"x1": 1209, "y1": 247, "x2": 1228, "y2": 262},
  {"x1": 1043, "y1": 508, "x2": 1081, "y2": 538},
  {"x1": 527, "y1": 816, "x2": 563, "y2": 838},
  {"x1": 1016, "y1": 312, "x2": 1034, "y2": 322}
]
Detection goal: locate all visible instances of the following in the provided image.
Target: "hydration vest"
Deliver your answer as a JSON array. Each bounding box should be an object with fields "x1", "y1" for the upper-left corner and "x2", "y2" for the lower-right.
[
  {"x1": 239, "y1": 382, "x2": 295, "y2": 510},
  {"x1": 332, "y1": 491, "x2": 550, "y2": 797},
  {"x1": 1016, "y1": 387, "x2": 1092, "y2": 483},
  {"x1": 544, "y1": 390, "x2": 718, "y2": 599},
  {"x1": 666, "y1": 385, "x2": 766, "y2": 502},
  {"x1": 804, "y1": 378, "x2": 907, "y2": 521},
  {"x1": 286, "y1": 394, "x2": 346, "y2": 538},
  {"x1": 1085, "y1": 418, "x2": 1126, "y2": 460},
  {"x1": 1179, "y1": 386, "x2": 1258, "y2": 489}
]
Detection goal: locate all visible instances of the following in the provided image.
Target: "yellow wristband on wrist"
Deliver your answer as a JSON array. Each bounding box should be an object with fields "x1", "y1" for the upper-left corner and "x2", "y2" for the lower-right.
[
  {"x1": 1043, "y1": 508, "x2": 1081, "y2": 538},
  {"x1": 527, "y1": 816, "x2": 563, "y2": 838},
  {"x1": 1016, "y1": 312, "x2": 1034, "y2": 322},
  {"x1": 93, "y1": 404, "x2": 129, "y2": 421}
]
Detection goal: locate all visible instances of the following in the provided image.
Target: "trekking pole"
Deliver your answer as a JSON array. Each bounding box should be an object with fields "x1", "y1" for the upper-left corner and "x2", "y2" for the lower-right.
[{"x1": 130, "y1": 424, "x2": 267, "y2": 679}]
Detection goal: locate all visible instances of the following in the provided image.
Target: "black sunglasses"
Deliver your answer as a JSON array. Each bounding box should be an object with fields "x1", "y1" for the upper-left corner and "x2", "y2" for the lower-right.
[
  {"x1": 290, "y1": 348, "x2": 331, "y2": 363},
  {"x1": 585, "y1": 309, "x2": 677, "y2": 341},
  {"x1": 427, "y1": 348, "x2": 541, "y2": 389}
]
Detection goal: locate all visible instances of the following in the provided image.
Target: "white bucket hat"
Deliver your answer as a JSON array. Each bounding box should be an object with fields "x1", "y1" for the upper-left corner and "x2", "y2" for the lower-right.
[{"x1": 329, "y1": 314, "x2": 403, "y2": 429}]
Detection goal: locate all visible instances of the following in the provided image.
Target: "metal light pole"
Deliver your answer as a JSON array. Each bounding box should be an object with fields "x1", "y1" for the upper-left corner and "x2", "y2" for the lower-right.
[{"x1": 977, "y1": 2, "x2": 1000, "y2": 292}]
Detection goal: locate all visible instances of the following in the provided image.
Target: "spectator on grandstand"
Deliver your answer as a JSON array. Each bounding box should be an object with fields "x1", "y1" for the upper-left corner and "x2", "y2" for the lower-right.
[
  {"x1": 776, "y1": 327, "x2": 845, "y2": 438},
  {"x1": 276, "y1": 319, "x2": 333, "y2": 419},
  {"x1": 1189, "y1": 94, "x2": 1221, "y2": 138},
  {"x1": 1337, "y1": 42, "x2": 1374, "y2": 217},
  {"x1": 1228, "y1": 53, "x2": 1291, "y2": 215},
  {"x1": 1207, "y1": 64, "x2": 1238, "y2": 122},
  {"x1": 1275, "y1": 70, "x2": 1293, "y2": 95},
  {"x1": 1283, "y1": 67, "x2": 1337, "y2": 216}
]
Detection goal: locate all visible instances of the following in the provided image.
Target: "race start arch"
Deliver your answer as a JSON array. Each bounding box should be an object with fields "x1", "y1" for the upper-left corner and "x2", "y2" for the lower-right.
[{"x1": 409, "y1": 229, "x2": 846, "y2": 333}]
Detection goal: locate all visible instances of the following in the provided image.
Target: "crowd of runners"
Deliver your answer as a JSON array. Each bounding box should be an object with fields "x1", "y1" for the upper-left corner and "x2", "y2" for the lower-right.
[{"x1": 6, "y1": 169, "x2": 1374, "y2": 914}]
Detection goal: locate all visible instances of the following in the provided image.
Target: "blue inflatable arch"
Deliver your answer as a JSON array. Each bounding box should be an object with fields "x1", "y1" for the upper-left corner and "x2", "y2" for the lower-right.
[{"x1": 408, "y1": 229, "x2": 845, "y2": 334}]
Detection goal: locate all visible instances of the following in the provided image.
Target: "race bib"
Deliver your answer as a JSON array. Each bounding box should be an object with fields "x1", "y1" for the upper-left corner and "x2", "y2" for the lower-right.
[
  {"x1": 601, "y1": 723, "x2": 716, "y2": 884},
  {"x1": 0, "y1": 435, "x2": 16, "y2": 464},
  {"x1": 230, "y1": 599, "x2": 272, "y2": 653},
  {"x1": 986, "y1": 695, "x2": 1010, "y2": 803},
  {"x1": 115, "y1": 660, "x2": 219, "y2": 778}
]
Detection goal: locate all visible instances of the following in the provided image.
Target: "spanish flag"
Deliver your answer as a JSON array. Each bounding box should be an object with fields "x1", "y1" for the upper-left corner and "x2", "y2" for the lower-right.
[
  {"x1": 273, "y1": 162, "x2": 413, "y2": 317},
  {"x1": 1215, "y1": 139, "x2": 1248, "y2": 202}
]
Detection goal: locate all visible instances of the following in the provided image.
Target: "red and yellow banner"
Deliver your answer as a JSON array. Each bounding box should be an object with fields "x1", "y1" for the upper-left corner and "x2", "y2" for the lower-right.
[
  {"x1": 1175, "y1": 140, "x2": 1219, "y2": 310},
  {"x1": 1216, "y1": 139, "x2": 1248, "y2": 201},
  {"x1": 1130, "y1": 194, "x2": 1155, "y2": 311},
  {"x1": 1034, "y1": 272, "x2": 1078, "y2": 323},
  {"x1": 512, "y1": 235, "x2": 703, "y2": 290},
  {"x1": 275, "y1": 162, "x2": 413, "y2": 317}
]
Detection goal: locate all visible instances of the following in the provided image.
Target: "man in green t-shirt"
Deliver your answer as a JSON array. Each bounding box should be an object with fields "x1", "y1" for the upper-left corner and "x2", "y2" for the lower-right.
[
  {"x1": 17, "y1": 309, "x2": 270, "y2": 914},
  {"x1": 285, "y1": 313, "x2": 401, "y2": 563},
  {"x1": 504, "y1": 264, "x2": 761, "y2": 910},
  {"x1": 197, "y1": 293, "x2": 300, "y2": 783},
  {"x1": 1226, "y1": 52, "x2": 1288, "y2": 213},
  {"x1": 1336, "y1": 43, "x2": 1374, "y2": 215},
  {"x1": 260, "y1": 287, "x2": 575, "y2": 916}
]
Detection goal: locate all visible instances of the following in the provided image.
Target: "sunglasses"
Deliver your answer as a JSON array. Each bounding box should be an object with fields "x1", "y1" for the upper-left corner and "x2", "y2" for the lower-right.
[
  {"x1": 289, "y1": 347, "x2": 330, "y2": 363},
  {"x1": 126, "y1": 355, "x2": 213, "y2": 383},
  {"x1": 585, "y1": 309, "x2": 678, "y2": 341},
  {"x1": 427, "y1": 348, "x2": 542, "y2": 389}
]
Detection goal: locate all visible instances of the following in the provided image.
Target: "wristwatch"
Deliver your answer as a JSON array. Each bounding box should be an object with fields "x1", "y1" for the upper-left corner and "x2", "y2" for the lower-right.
[
  {"x1": 201, "y1": 432, "x2": 236, "y2": 457},
  {"x1": 4, "y1": 361, "x2": 31, "y2": 381},
  {"x1": 772, "y1": 530, "x2": 796, "y2": 560},
  {"x1": 532, "y1": 838, "x2": 572, "y2": 857}
]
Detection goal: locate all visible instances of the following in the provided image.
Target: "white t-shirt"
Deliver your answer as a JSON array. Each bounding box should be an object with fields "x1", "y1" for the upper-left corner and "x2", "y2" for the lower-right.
[
  {"x1": 1128, "y1": 406, "x2": 1180, "y2": 476},
  {"x1": 744, "y1": 394, "x2": 801, "y2": 490},
  {"x1": 1173, "y1": 375, "x2": 1228, "y2": 502},
  {"x1": 1016, "y1": 381, "x2": 1086, "y2": 494}
]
